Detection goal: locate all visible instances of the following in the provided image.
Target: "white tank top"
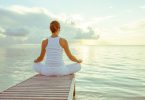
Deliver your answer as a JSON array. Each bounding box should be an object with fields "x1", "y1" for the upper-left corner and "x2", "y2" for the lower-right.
[{"x1": 45, "y1": 36, "x2": 64, "y2": 67}]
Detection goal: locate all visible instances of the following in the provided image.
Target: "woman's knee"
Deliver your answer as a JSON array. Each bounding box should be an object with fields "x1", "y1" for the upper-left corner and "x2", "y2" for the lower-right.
[
  {"x1": 68, "y1": 63, "x2": 81, "y2": 67},
  {"x1": 74, "y1": 63, "x2": 81, "y2": 70},
  {"x1": 33, "y1": 63, "x2": 42, "y2": 73},
  {"x1": 67, "y1": 63, "x2": 81, "y2": 74}
]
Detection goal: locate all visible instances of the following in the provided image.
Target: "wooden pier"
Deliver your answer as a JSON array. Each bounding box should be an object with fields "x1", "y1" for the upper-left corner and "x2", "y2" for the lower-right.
[{"x1": 0, "y1": 74, "x2": 75, "y2": 100}]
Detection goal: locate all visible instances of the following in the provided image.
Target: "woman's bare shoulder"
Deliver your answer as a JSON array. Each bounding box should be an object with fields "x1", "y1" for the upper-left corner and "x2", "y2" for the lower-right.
[
  {"x1": 41, "y1": 38, "x2": 48, "y2": 47},
  {"x1": 60, "y1": 37, "x2": 67, "y2": 42},
  {"x1": 60, "y1": 37, "x2": 68, "y2": 48}
]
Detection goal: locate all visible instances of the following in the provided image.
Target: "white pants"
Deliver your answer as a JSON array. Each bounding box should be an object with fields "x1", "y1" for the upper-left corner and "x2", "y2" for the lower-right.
[{"x1": 33, "y1": 63, "x2": 81, "y2": 76}]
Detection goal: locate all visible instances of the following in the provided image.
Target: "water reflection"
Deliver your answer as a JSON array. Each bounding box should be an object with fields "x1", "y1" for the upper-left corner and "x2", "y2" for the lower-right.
[{"x1": 0, "y1": 45, "x2": 145, "y2": 100}]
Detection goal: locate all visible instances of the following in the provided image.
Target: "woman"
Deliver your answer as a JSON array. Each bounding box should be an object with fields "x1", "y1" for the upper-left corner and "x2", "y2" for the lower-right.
[{"x1": 33, "y1": 20, "x2": 82, "y2": 76}]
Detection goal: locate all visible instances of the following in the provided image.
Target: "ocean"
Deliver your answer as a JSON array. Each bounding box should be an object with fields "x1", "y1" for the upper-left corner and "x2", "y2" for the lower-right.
[{"x1": 0, "y1": 44, "x2": 145, "y2": 100}]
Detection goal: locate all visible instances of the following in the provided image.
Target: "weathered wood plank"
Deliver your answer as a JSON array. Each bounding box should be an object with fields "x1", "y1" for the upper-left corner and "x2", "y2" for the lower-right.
[{"x1": 0, "y1": 74, "x2": 75, "y2": 100}]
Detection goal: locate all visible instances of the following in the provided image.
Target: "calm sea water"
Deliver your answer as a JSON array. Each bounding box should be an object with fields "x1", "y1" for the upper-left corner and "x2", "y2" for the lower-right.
[{"x1": 0, "y1": 44, "x2": 145, "y2": 100}]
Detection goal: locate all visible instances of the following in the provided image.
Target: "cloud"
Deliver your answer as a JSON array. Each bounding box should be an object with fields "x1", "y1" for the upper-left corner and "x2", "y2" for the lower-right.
[
  {"x1": 0, "y1": 27, "x2": 6, "y2": 38},
  {"x1": 0, "y1": 27, "x2": 29, "y2": 45},
  {"x1": 4, "y1": 28, "x2": 29, "y2": 37},
  {"x1": 8, "y1": 5, "x2": 49, "y2": 15},
  {"x1": 120, "y1": 19, "x2": 145, "y2": 33},
  {"x1": 1, "y1": 5, "x2": 144, "y2": 45},
  {"x1": 74, "y1": 27, "x2": 100, "y2": 39},
  {"x1": 0, "y1": 27, "x2": 5, "y2": 34},
  {"x1": 109, "y1": 6, "x2": 113, "y2": 9},
  {"x1": 0, "y1": 6, "x2": 54, "y2": 45},
  {"x1": 0, "y1": 26, "x2": 29, "y2": 38},
  {"x1": 0, "y1": 6, "x2": 51, "y2": 28},
  {"x1": 0, "y1": 5, "x2": 111, "y2": 44},
  {"x1": 55, "y1": 13, "x2": 112, "y2": 40},
  {"x1": 140, "y1": 6, "x2": 145, "y2": 9},
  {"x1": 116, "y1": 19, "x2": 145, "y2": 45}
]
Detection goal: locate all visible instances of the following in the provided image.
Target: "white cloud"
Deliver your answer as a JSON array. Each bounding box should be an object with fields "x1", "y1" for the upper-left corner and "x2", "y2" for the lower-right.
[
  {"x1": 55, "y1": 13, "x2": 113, "y2": 40},
  {"x1": 0, "y1": 5, "x2": 114, "y2": 45},
  {"x1": 140, "y1": 6, "x2": 145, "y2": 9},
  {"x1": 8, "y1": 5, "x2": 55, "y2": 17},
  {"x1": 115, "y1": 19, "x2": 145, "y2": 45},
  {"x1": 120, "y1": 19, "x2": 145, "y2": 33},
  {"x1": 0, "y1": 27, "x2": 5, "y2": 33},
  {"x1": 2, "y1": 5, "x2": 144, "y2": 45},
  {"x1": 0, "y1": 27, "x2": 6, "y2": 38}
]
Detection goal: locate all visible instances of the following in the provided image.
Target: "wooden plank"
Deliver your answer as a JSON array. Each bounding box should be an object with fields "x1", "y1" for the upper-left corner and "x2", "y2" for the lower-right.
[
  {"x1": 68, "y1": 77, "x2": 75, "y2": 100},
  {"x1": 0, "y1": 74, "x2": 75, "y2": 100}
]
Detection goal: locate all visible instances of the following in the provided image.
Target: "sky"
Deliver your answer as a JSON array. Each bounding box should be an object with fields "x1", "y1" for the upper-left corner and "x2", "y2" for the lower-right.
[{"x1": 0, "y1": 0, "x2": 145, "y2": 45}]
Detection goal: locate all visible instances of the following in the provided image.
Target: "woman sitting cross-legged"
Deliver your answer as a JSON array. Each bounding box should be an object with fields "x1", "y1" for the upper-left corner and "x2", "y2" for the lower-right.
[{"x1": 33, "y1": 20, "x2": 82, "y2": 76}]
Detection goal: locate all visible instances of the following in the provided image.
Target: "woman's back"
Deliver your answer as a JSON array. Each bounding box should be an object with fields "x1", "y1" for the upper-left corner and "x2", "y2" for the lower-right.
[
  {"x1": 45, "y1": 36, "x2": 64, "y2": 67},
  {"x1": 33, "y1": 20, "x2": 81, "y2": 76}
]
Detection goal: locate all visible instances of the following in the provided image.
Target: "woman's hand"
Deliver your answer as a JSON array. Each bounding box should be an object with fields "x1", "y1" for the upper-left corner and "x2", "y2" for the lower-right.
[
  {"x1": 34, "y1": 59, "x2": 39, "y2": 63},
  {"x1": 77, "y1": 59, "x2": 82, "y2": 63}
]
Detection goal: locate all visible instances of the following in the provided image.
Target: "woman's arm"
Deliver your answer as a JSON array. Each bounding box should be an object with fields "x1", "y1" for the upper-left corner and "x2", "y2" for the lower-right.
[
  {"x1": 60, "y1": 38, "x2": 82, "y2": 63},
  {"x1": 34, "y1": 39, "x2": 48, "y2": 63}
]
